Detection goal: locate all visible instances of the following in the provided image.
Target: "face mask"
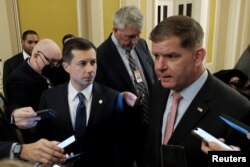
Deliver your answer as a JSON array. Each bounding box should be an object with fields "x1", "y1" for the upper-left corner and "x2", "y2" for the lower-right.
[
  {"x1": 41, "y1": 65, "x2": 69, "y2": 85},
  {"x1": 41, "y1": 65, "x2": 55, "y2": 78}
]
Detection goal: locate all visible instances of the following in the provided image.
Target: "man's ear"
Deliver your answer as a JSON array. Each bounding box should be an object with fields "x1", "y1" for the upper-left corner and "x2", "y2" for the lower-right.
[
  {"x1": 194, "y1": 47, "x2": 206, "y2": 66},
  {"x1": 21, "y1": 40, "x2": 24, "y2": 46},
  {"x1": 113, "y1": 27, "x2": 118, "y2": 32},
  {"x1": 62, "y1": 62, "x2": 70, "y2": 73}
]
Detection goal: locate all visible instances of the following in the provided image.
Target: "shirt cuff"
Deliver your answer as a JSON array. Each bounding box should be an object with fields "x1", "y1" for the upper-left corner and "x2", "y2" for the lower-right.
[{"x1": 10, "y1": 143, "x2": 17, "y2": 159}]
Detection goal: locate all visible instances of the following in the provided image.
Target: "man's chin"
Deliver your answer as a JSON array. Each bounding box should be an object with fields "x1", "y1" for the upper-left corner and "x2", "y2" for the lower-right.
[{"x1": 160, "y1": 82, "x2": 174, "y2": 89}]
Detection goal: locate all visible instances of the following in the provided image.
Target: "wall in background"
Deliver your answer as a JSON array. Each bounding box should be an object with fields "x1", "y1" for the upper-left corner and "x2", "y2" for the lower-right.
[
  {"x1": 103, "y1": 0, "x2": 119, "y2": 40},
  {"x1": 18, "y1": 0, "x2": 78, "y2": 49}
]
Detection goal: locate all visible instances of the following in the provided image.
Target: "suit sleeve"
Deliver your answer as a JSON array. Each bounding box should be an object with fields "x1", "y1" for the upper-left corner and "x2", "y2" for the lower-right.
[
  {"x1": 111, "y1": 92, "x2": 133, "y2": 167},
  {"x1": 0, "y1": 141, "x2": 13, "y2": 159},
  {"x1": 3, "y1": 61, "x2": 12, "y2": 96},
  {"x1": 95, "y1": 47, "x2": 109, "y2": 86}
]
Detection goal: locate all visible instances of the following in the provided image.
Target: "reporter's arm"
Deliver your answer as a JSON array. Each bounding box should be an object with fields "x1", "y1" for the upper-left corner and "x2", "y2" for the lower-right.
[
  {"x1": 20, "y1": 139, "x2": 65, "y2": 165},
  {"x1": 12, "y1": 107, "x2": 41, "y2": 129},
  {"x1": 121, "y1": 91, "x2": 137, "y2": 107},
  {"x1": 201, "y1": 139, "x2": 240, "y2": 154}
]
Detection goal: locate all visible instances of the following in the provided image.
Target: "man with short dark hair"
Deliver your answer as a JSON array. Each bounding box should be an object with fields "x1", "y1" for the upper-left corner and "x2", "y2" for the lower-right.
[
  {"x1": 145, "y1": 15, "x2": 250, "y2": 167},
  {"x1": 37, "y1": 37, "x2": 131, "y2": 167},
  {"x1": 3, "y1": 30, "x2": 39, "y2": 95}
]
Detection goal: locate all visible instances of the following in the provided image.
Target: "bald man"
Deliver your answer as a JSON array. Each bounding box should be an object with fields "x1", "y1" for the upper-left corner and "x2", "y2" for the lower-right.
[{"x1": 5, "y1": 39, "x2": 62, "y2": 143}]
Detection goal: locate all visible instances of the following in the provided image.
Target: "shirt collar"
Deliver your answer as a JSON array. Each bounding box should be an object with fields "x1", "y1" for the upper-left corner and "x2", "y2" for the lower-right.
[
  {"x1": 172, "y1": 69, "x2": 208, "y2": 103},
  {"x1": 68, "y1": 81, "x2": 93, "y2": 102},
  {"x1": 22, "y1": 50, "x2": 30, "y2": 60}
]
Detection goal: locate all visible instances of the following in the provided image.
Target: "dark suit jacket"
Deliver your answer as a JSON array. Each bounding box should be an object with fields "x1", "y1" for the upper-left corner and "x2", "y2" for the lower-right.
[
  {"x1": 95, "y1": 35, "x2": 157, "y2": 95},
  {"x1": 146, "y1": 72, "x2": 250, "y2": 167},
  {"x1": 3, "y1": 52, "x2": 25, "y2": 95},
  {"x1": 5, "y1": 61, "x2": 49, "y2": 143},
  {"x1": 0, "y1": 142, "x2": 13, "y2": 159},
  {"x1": 95, "y1": 35, "x2": 157, "y2": 164},
  {"x1": 5, "y1": 61, "x2": 48, "y2": 119},
  {"x1": 37, "y1": 82, "x2": 130, "y2": 167}
]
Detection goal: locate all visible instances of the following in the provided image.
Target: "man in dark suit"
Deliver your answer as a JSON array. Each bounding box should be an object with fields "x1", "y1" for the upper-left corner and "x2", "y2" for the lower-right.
[
  {"x1": 145, "y1": 15, "x2": 250, "y2": 167},
  {"x1": 6, "y1": 39, "x2": 62, "y2": 143},
  {"x1": 95, "y1": 6, "x2": 157, "y2": 166},
  {"x1": 36, "y1": 38, "x2": 131, "y2": 167},
  {"x1": 3, "y1": 30, "x2": 39, "y2": 95}
]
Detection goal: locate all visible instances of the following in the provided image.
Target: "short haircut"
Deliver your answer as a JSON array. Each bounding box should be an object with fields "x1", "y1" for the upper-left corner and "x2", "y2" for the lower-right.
[
  {"x1": 22, "y1": 30, "x2": 39, "y2": 40},
  {"x1": 113, "y1": 5, "x2": 143, "y2": 30},
  {"x1": 150, "y1": 15, "x2": 204, "y2": 49},
  {"x1": 62, "y1": 34, "x2": 75, "y2": 45},
  {"x1": 62, "y1": 37, "x2": 96, "y2": 63}
]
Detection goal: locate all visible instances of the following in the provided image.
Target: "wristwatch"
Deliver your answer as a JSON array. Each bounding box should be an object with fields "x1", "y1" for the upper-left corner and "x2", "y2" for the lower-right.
[{"x1": 13, "y1": 144, "x2": 23, "y2": 158}]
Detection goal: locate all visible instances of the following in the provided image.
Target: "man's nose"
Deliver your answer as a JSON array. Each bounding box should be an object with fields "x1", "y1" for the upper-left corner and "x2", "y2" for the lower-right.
[
  {"x1": 131, "y1": 36, "x2": 139, "y2": 44},
  {"x1": 86, "y1": 63, "x2": 95, "y2": 72},
  {"x1": 155, "y1": 57, "x2": 167, "y2": 71}
]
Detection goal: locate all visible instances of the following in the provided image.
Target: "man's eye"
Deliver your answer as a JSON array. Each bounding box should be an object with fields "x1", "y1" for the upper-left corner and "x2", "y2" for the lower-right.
[
  {"x1": 167, "y1": 55, "x2": 174, "y2": 59},
  {"x1": 80, "y1": 62, "x2": 87, "y2": 66},
  {"x1": 166, "y1": 54, "x2": 179, "y2": 59},
  {"x1": 90, "y1": 60, "x2": 96, "y2": 65},
  {"x1": 154, "y1": 54, "x2": 159, "y2": 60}
]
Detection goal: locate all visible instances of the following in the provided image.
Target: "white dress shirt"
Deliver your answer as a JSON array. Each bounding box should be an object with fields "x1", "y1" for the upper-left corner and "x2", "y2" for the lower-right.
[
  {"x1": 111, "y1": 33, "x2": 149, "y2": 91},
  {"x1": 67, "y1": 81, "x2": 93, "y2": 130},
  {"x1": 22, "y1": 50, "x2": 30, "y2": 60}
]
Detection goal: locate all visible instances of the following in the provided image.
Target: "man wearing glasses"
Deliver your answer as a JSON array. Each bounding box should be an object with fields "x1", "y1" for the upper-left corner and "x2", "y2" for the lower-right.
[
  {"x1": 3, "y1": 30, "x2": 39, "y2": 96},
  {"x1": 5, "y1": 39, "x2": 62, "y2": 143}
]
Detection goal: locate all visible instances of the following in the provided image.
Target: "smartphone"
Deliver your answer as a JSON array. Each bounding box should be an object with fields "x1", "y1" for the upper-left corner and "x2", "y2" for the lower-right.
[
  {"x1": 58, "y1": 135, "x2": 76, "y2": 149},
  {"x1": 65, "y1": 153, "x2": 82, "y2": 162},
  {"x1": 219, "y1": 113, "x2": 250, "y2": 136},
  {"x1": 37, "y1": 109, "x2": 57, "y2": 119},
  {"x1": 134, "y1": 90, "x2": 144, "y2": 107},
  {"x1": 192, "y1": 127, "x2": 234, "y2": 150}
]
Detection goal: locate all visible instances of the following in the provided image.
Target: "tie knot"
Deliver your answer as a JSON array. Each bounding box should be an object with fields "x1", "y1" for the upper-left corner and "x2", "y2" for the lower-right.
[
  {"x1": 77, "y1": 92, "x2": 85, "y2": 101},
  {"x1": 126, "y1": 50, "x2": 132, "y2": 56},
  {"x1": 172, "y1": 92, "x2": 182, "y2": 103}
]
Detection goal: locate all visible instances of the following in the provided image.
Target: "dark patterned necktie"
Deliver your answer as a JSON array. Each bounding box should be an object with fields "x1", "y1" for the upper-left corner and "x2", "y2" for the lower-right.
[
  {"x1": 127, "y1": 51, "x2": 150, "y2": 124},
  {"x1": 75, "y1": 92, "x2": 86, "y2": 139}
]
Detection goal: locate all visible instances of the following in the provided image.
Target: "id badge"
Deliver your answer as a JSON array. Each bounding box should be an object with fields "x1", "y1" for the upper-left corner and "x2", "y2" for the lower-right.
[{"x1": 134, "y1": 70, "x2": 143, "y2": 83}]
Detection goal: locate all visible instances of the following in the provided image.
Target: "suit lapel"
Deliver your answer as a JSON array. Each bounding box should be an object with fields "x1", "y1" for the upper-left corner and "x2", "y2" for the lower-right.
[
  {"x1": 169, "y1": 74, "x2": 215, "y2": 144},
  {"x1": 87, "y1": 83, "x2": 106, "y2": 127},
  {"x1": 107, "y1": 37, "x2": 137, "y2": 92},
  {"x1": 59, "y1": 83, "x2": 75, "y2": 133}
]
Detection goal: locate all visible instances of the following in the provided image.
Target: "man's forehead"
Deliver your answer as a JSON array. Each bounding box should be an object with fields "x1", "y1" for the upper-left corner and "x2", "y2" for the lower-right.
[{"x1": 25, "y1": 34, "x2": 39, "y2": 39}]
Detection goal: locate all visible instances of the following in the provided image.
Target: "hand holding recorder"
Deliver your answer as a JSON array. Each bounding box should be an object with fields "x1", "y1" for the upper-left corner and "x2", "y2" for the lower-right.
[
  {"x1": 192, "y1": 127, "x2": 234, "y2": 151},
  {"x1": 12, "y1": 107, "x2": 57, "y2": 129}
]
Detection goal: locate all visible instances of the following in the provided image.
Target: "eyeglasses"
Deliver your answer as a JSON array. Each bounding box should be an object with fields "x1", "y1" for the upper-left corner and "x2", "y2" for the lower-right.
[{"x1": 37, "y1": 50, "x2": 62, "y2": 67}]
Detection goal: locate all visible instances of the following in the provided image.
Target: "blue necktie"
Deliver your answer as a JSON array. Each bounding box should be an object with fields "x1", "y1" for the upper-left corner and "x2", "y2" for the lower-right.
[{"x1": 75, "y1": 93, "x2": 86, "y2": 139}]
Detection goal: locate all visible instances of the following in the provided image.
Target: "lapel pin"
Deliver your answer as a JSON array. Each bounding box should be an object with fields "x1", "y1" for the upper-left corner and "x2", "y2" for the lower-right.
[
  {"x1": 197, "y1": 107, "x2": 203, "y2": 112},
  {"x1": 99, "y1": 100, "x2": 103, "y2": 104}
]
